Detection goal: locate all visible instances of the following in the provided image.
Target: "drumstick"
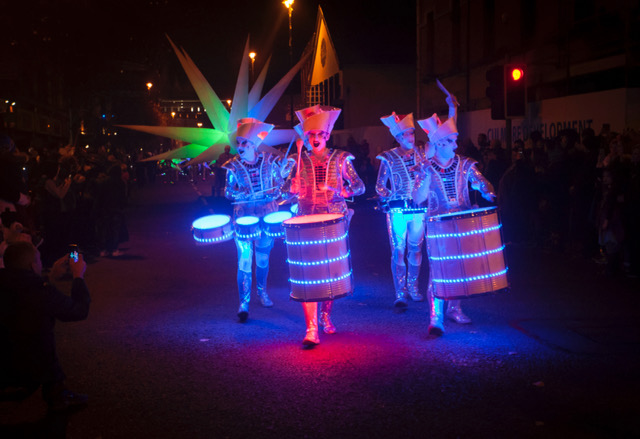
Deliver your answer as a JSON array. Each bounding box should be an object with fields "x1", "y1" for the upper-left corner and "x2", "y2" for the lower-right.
[
  {"x1": 436, "y1": 78, "x2": 459, "y2": 107},
  {"x1": 295, "y1": 138, "x2": 303, "y2": 191}
]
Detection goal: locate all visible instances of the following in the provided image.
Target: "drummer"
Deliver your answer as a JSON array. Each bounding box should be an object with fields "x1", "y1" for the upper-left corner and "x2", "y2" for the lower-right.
[
  {"x1": 413, "y1": 87, "x2": 496, "y2": 336},
  {"x1": 223, "y1": 118, "x2": 285, "y2": 323},
  {"x1": 285, "y1": 105, "x2": 365, "y2": 348},
  {"x1": 377, "y1": 112, "x2": 429, "y2": 309}
]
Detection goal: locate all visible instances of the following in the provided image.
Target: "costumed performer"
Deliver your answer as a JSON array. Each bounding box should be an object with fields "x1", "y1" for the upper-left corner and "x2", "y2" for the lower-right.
[
  {"x1": 377, "y1": 112, "x2": 429, "y2": 308},
  {"x1": 413, "y1": 86, "x2": 496, "y2": 336},
  {"x1": 286, "y1": 105, "x2": 365, "y2": 348},
  {"x1": 223, "y1": 118, "x2": 284, "y2": 322}
]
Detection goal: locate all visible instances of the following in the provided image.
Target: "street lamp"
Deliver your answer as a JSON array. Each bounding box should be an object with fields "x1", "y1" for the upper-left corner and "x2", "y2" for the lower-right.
[
  {"x1": 249, "y1": 52, "x2": 256, "y2": 84},
  {"x1": 226, "y1": 99, "x2": 232, "y2": 110},
  {"x1": 146, "y1": 82, "x2": 153, "y2": 95},
  {"x1": 283, "y1": 0, "x2": 294, "y2": 127}
]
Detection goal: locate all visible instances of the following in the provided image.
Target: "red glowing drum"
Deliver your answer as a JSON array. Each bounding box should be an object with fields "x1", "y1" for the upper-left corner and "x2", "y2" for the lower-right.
[
  {"x1": 234, "y1": 215, "x2": 261, "y2": 240},
  {"x1": 263, "y1": 211, "x2": 293, "y2": 238},
  {"x1": 191, "y1": 214, "x2": 233, "y2": 245},
  {"x1": 427, "y1": 206, "x2": 509, "y2": 299},
  {"x1": 283, "y1": 213, "x2": 353, "y2": 302}
]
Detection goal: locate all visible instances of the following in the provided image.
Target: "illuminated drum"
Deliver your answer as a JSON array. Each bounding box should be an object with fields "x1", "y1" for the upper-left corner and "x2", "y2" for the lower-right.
[
  {"x1": 191, "y1": 214, "x2": 233, "y2": 245},
  {"x1": 283, "y1": 213, "x2": 353, "y2": 302},
  {"x1": 234, "y1": 215, "x2": 261, "y2": 240},
  {"x1": 263, "y1": 211, "x2": 293, "y2": 238},
  {"x1": 427, "y1": 206, "x2": 509, "y2": 299}
]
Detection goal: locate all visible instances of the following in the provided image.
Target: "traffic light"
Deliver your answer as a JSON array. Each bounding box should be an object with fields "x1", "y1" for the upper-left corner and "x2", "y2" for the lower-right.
[
  {"x1": 485, "y1": 65, "x2": 505, "y2": 120},
  {"x1": 504, "y1": 64, "x2": 526, "y2": 118}
]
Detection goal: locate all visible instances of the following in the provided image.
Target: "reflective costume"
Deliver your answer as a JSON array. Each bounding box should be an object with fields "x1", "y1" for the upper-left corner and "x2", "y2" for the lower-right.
[
  {"x1": 223, "y1": 119, "x2": 284, "y2": 322},
  {"x1": 414, "y1": 87, "x2": 496, "y2": 335},
  {"x1": 376, "y1": 113, "x2": 428, "y2": 307},
  {"x1": 286, "y1": 105, "x2": 365, "y2": 348},
  {"x1": 291, "y1": 148, "x2": 365, "y2": 216}
]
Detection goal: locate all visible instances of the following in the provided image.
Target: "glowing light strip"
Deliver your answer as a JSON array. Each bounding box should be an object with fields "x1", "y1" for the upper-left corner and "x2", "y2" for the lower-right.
[
  {"x1": 287, "y1": 252, "x2": 350, "y2": 266},
  {"x1": 289, "y1": 270, "x2": 352, "y2": 285},
  {"x1": 428, "y1": 224, "x2": 501, "y2": 239},
  {"x1": 430, "y1": 246, "x2": 505, "y2": 261},
  {"x1": 432, "y1": 268, "x2": 508, "y2": 284},
  {"x1": 285, "y1": 232, "x2": 348, "y2": 246},
  {"x1": 264, "y1": 230, "x2": 284, "y2": 238},
  {"x1": 194, "y1": 231, "x2": 234, "y2": 244},
  {"x1": 235, "y1": 231, "x2": 261, "y2": 240}
]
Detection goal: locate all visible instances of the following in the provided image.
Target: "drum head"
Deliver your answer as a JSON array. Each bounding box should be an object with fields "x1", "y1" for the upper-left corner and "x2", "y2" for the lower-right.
[
  {"x1": 429, "y1": 206, "x2": 497, "y2": 222},
  {"x1": 284, "y1": 213, "x2": 344, "y2": 226},
  {"x1": 264, "y1": 211, "x2": 293, "y2": 224},
  {"x1": 192, "y1": 214, "x2": 230, "y2": 230},
  {"x1": 236, "y1": 215, "x2": 259, "y2": 226}
]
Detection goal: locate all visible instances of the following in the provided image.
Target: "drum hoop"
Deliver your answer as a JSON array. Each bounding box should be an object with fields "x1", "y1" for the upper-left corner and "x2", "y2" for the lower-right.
[
  {"x1": 428, "y1": 206, "x2": 497, "y2": 223},
  {"x1": 431, "y1": 267, "x2": 508, "y2": 284},
  {"x1": 428, "y1": 245, "x2": 505, "y2": 261},
  {"x1": 193, "y1": 230, "x2": 234, "y2": 244},
  {"x1": 283, "y1": 213, "x2": 345, "y2": 229}
]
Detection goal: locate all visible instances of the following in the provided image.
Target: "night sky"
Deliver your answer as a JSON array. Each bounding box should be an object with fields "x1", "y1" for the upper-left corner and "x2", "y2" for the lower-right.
[{"x1": 2, "y1": 0, "x2": 416, "y2": 101}]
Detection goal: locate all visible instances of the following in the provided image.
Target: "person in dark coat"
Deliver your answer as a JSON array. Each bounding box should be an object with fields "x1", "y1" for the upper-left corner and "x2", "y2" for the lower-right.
[{"x1": 0, "y1": 241, "x2": 90, "y2": 411}]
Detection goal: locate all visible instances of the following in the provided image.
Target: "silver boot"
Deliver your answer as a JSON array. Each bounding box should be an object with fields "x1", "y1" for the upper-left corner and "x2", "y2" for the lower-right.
[
  {"x1": 406, "y1": 262, "x2": 424, "y2": 302},
  {"x1": 446, "y1": 300, "x2": 472, "y2": 324},
  {"x1": 302, "y1": 302, "x2": 319, "y2": 348},
  {"x1": 237, "y1": 270, "x2": 251, "y2": 322},
  {"x1": 256, "y1": 264, "x2": 273, "y2": 307},
  {"x1": 427, "y1": 282, "x2": 444, "y2": 336},
  {"x1": 320, "y1": 300, "x2": 336, "y2": 334},
  {"x1": 392, "y1": 262, "x2": 408, "y2": 308}
]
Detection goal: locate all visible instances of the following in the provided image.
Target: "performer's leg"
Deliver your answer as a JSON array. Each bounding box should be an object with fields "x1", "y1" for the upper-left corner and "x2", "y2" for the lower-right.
[
  {"x1": 302, "y1": 302, "x2": 319, "y2": 348},
  {"x1": 255, "y1": 235, "x2": 275, "y2": 307},
  {"x1": 446, "y1": 299, "x2": 472, "y2": 324},
  {"x1": 387, "y1": 212, "x2": 408, "y2": 307},
  {"x1": 427, "y1": 280, "x2": 445, "y2": 336},
  {"x1": 406, "y1": 215, "x2": 425, "y2": 301},
  {"x1": 319, "y1": 300, "x2": 336, "y2": 334},
  {"x1": 235, "y1": 238, "x2": 253, "y2": 322}
]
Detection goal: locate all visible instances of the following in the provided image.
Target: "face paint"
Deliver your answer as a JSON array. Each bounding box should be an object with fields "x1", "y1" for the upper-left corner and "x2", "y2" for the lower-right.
[
  {"x1": 396, "y1": 129, "x2": 415, "y2": 150},
  {"x1": 306, "y1": 130, "x2": 328, "y2": 155},
  {"x1": 236, "y1": 137, "x2": 257, "y2": 162}
]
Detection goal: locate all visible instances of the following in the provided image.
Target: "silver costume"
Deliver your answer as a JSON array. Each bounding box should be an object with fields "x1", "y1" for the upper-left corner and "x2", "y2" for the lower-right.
[
  {"x1": 286, "y1": 147, "x2": 365, "y2": 340},
  {"x1": 223, "y1": 152, "x2": 284, "y2": 320},
  {"x1": 414, "y1": 153, "x2": 496, "y2": 333},
  {"x1": 375, "y1": 145, "x2": 427, "y2": 306}
]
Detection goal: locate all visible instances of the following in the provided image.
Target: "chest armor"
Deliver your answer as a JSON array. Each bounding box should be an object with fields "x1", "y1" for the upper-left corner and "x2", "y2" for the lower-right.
[
  {"x1": 379, "y1": 146, "x2": 425, "y2": 199},
  {"x1": 298, "y1": 149, "x2": 345, "y2": 200},
  {"x1": 425, "y1": 154, "x2": 476, "y2": 216}
]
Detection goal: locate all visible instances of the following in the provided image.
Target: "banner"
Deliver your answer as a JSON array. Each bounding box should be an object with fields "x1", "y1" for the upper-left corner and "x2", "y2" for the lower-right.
[{"x1": 310, "y1": 6, "x2": 340, "y2": 87}]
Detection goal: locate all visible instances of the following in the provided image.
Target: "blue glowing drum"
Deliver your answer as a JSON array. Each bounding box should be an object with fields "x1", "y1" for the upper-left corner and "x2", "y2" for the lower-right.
[
  {"x1": 263, "y1": 211, "x2": 292, "y2": 238},
  {"x1": 283, "y1": 213, "x2": 353, "y2": 302},
  {"x1": 192, "y1": 214, "x2": 233, "y2": 245},
  {"x1": 427, "y1": 206, "x2": 509, "y2": 299},
  {"x1": 234, "y1": 215, "x2": 261, "y2": 240}
]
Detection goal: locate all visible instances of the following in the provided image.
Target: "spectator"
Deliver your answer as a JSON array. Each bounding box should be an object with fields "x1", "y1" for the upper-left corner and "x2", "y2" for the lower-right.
[{"x1": 0, "y1": 241, "x2": 90, "y2": 411}]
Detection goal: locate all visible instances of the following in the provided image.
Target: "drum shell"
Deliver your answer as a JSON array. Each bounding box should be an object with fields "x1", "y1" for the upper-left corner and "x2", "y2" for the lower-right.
[
  {"x1": 191, "y1": 214, "x2": 233, "y2": 245},
  {"x1": 427, "y1": 207, "x2": 508, "y2": 299},
  {"x1": 234, "y1": 216, "x2": 260, "y2": 240},
  {"x1": 262, "y1": 211, "x2": 293, "y2": 238},
  {"x1": 283, "y1": 214, "x2": 353, "y2": 302}
]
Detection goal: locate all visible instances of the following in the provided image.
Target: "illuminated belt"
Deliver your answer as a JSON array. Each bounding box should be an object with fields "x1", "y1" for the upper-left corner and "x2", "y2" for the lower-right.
[
  {"x1": 427, "y1": 224, "x2": 501, "y2": 239},
  {"x1": 429, "y1": 246, "x2": 505, "y2": 261},
  {"x1": 432, "y1": 268, "x2": 508, "y2": 284},
  {"x1": 284, "y1": 232, "x2": 349, "y2": 246},
  {"x1": 289, "y1": 270, "x2": 352, "y2": 285},
  {"x1": 287, "y1": 252, "x2": 350, "y2": 266}
]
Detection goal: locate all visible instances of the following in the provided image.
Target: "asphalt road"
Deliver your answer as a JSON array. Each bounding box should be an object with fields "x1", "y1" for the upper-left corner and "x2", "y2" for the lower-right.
[{"x1": 2, "y1": 179, "x2": 639, "y2": 439}]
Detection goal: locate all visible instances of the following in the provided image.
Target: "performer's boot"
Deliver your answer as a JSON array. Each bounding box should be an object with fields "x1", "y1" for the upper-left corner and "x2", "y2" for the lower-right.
[
  {"x1": 319, "y1": 300, "x2": 336, "y2": 334},
  {"x1": 255, "y1": 264, "x2": 273, "y2": 307},
  {"x1": 446, "y1": 299, "x2": 472, "y2": 324},
  {"x1": 237, "y1": 270, "x2": 251, "y2": 323},
  {"x1": 302, "y1": 302, "x2": 319, "y2": 348},
  {"x1": 427, "y1": 284, "x2": 445, "y2": 336},
  {"x1": 406, "y1": 262, "x2": 424, "y2": 302},
  {"x1": 392, "y1": 262, "x2": 408, "y2": 308}
]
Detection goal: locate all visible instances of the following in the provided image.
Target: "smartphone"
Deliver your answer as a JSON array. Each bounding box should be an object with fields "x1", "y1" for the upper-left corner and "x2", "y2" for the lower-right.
[{"x1": 69, "y1": 244, "x2": 79, "y2": 262}]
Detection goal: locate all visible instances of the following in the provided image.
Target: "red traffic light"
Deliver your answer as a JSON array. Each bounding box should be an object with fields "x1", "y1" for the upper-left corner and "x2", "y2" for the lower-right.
[{"x1": 510, "y1": 68, "x2": 524, "y2": 81}]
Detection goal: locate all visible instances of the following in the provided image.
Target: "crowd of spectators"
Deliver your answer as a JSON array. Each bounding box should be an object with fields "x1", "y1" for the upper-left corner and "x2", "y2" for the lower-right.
[
  {"x1": 457, "y1": 127, "x2": 640, "y2": 278},
  {"x1": 0, "y1": 134, "x2": 131, "y2": 268}
]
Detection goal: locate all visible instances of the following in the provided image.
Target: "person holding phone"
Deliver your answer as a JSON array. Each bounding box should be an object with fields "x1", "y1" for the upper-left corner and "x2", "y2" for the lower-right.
[{"x1": 0, "y1": 241, "x2": 91, "y2": 411}]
